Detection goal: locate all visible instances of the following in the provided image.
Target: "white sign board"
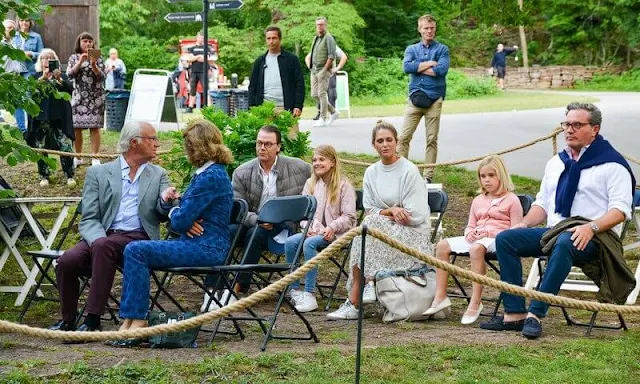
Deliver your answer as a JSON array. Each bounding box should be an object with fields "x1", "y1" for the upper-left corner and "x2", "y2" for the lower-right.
[
  {"x1": 125, "y1": 69, "x2": 179, "y2": 131},
  {"x1": 335, "y1": 71, "x2": 351, "y2": 119}
]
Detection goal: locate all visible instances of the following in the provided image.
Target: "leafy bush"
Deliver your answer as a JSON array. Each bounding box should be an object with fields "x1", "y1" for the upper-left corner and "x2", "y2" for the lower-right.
[
  {"x1": 575, "y1": 69, "x2": 640, "y2": 91},
  {"x1": 348, "y1": 58, "x2": 497, "y2": 102},
  {"x1": 104, "y1": 36, "x2": 178, "y2": 88},
  {"x1": 447, "y1": 70, "x2": 498, "y2": 99},
  {"x1": 162, "y1": 103, "x2": 311, "y2": 189}
]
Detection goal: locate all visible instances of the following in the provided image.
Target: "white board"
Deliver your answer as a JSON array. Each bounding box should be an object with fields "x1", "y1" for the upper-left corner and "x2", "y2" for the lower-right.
[
  {"x1": 335, "y1": 71, "x2": 351, "y2": 119},
  {"x1": 125, "y1": 69, "x2": 179, "y2": 131}
]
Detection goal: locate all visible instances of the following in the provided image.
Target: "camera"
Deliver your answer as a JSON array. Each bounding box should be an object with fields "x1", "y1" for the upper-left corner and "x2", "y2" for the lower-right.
[{"x1": 48, "y1": 60, "x2": 59, "y2": 72}]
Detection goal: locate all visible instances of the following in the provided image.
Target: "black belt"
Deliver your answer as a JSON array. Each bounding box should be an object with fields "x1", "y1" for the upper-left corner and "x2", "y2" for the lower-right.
[{"x1": 107, "y1": 229, "x2": 136, "y2": 235}]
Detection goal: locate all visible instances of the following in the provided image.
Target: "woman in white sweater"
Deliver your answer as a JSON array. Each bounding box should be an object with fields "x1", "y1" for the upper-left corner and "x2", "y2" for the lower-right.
[{"x1": 327, "y1": 120, "x2": 432, "y2": 320}]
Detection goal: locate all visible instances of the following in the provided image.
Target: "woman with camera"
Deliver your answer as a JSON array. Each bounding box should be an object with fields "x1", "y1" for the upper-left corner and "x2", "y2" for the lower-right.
[
  {"x1": 26, "y1": 48, "x2": 76, "y2": 187},
  {"x1": 66, "y1": 31, "x2": 105, "y2": 167}
]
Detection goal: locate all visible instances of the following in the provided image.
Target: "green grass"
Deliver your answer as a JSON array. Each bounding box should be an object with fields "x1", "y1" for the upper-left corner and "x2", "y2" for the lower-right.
[
  {"x1": 301, "y1": 92, "x2": 599, "y2": 119},
  {"x1": 4, "y1": 332, "x2": 640, "y2": 383},
  {"x1": 575, "y1": 69, "x2": 640, "y2": 91}
]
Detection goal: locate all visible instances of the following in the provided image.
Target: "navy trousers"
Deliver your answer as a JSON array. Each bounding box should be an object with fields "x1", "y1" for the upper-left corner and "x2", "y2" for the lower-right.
[
  {"x1": 496, "y1": 227, "x2": 599, "y2": 318},
  {"x1": 119, "y1": 239, "x2": 226, "y2": 319}
]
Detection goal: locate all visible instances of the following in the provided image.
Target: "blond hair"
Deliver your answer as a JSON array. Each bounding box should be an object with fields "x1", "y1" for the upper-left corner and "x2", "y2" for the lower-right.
[
  {"x1": 183, "y1": 119, "x2": 233, "y2": 167},
  {"x1": 477, "y1": 155, "x2": 514, "y2": 195},
  {"x1": 35, "y1": 48, "x2": 59, "y2": 72},
  {"x1": 418, "y1": 14, "x2": 437, "y2": 25},
  {"x1": 308, "y1": 145, "x2": 345, "y2": 206}
]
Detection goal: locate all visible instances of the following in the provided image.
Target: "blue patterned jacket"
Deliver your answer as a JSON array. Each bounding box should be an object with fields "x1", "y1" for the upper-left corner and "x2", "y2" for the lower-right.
[{"x1": 169, "y1": 163, "x2": 232, "y2": 254}]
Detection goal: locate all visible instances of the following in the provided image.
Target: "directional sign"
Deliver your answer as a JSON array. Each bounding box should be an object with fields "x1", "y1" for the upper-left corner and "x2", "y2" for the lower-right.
[
  {"x1": 209, "y1": 0, "x2": 244, "y2": 10},
  {"x1": 164, "y1": 12, "x2": 202, "y2": 23}
]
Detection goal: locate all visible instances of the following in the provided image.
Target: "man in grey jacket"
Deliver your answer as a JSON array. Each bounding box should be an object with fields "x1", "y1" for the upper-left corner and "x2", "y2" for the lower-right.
[
  {"x1": 49, "y1": 121, "x2": 175, "y2": 334},
  {"x1": 202, "y1": 125, "x2": 310, "y2": 311}
]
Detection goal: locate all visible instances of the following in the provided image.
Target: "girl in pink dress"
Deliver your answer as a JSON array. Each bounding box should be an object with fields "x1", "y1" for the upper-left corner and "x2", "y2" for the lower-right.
[{"x1": 424, "y1": 155, "x2": 523, "y2": 324}]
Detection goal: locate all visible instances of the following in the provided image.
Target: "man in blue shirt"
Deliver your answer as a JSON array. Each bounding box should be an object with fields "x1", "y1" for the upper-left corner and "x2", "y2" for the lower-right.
[{"x1": 397, "y1": 14, "x2": 450, "y2": 183}]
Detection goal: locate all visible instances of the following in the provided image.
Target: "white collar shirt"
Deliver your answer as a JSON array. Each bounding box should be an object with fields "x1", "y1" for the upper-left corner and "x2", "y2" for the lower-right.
[
  {"x1": 110, "y1": 156, "x2": 148, "y2": 231},
  {"x1": 533, "y1": 146, "x2": 633, "y2": 236},
  {"x1": 258, "y1": 156, "x2": 278, "y2": 210}
]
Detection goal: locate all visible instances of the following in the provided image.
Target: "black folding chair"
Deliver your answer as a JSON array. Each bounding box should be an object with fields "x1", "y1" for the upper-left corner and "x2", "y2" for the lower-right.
[
  {"x1": 18, "y1": 201, "x2": 120, "y2": 325},
  {"x1": 149, "y1": 198, "x2": 249, "y2": 318},
  {"x1": 448, "y1": 194, "x2": 533, "y2": 308},
  {"x1": 317, "y1": 189, "x2": 365, "y2": 311},
  {"x1": 428, "y1": 189, "x2": 449, "y2": 244},
  {"x1": 209, "y1": 195, "x2": 319, "y2": 351}
]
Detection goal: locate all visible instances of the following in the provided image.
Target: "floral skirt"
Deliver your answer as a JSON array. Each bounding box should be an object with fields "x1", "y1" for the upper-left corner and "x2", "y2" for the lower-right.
[{"x1": 347, "y1": 214, "x2": 433, "y2": 288}]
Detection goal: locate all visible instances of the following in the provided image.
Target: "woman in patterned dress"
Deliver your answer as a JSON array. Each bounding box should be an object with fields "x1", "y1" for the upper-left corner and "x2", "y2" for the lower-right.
[
  {"x1": 66, "y1": 32, "x2": 105, "y2": 167},
  {"x1": 327, "y1": 120, "x2": 432, "y2": 320}
]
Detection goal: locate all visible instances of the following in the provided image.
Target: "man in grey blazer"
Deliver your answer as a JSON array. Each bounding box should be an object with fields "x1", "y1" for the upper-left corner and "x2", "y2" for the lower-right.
[
  {"x1": 202, "y1": 125, "x2": 310, "y2": 311},
  {"x1": 50, "y1": 121, "x2": 174, "y2": 333}
]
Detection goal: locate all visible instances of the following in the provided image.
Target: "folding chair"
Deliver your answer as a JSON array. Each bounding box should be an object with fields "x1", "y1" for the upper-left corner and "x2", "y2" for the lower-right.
[
  {"x1": 149, "y1": 198, "x2": 249, "y2": 316},
  {"x1": 18, "y1": 201, "x2": 120, "y2": 325},
  {"x1": 317, "y1": 189, "x2": 365, "y2": 311},
  {"x1": 531, "y1": 194, "x2": 638, "y2": 336},
  {"x1": 209, "y1": 195, "x2": 319, "y2": 351},
  {"x1": 428, "y1": 189, "x2": 449, "y2": 244},
  {"x1": 448, "y1": 194, "x2": 534, "y2": 311}
]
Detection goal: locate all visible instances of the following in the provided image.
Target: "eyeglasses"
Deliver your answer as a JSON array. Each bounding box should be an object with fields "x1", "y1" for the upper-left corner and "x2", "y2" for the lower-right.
[
  {"x1": 136, "y1": 136, "x2": 160, "y2": 143},
  {"x1": 560, "y1": 121, "x2": 591, "y2": 131},
  {"x1": 256, "y1": 141, "x2": 277, "y2": 149}
]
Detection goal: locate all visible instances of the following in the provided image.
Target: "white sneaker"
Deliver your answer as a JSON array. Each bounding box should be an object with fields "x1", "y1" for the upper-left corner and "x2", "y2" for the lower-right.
[
  {"x1": 200, "y1": 291, "x2": 220, "y2": 313},
  {"x1": 67, "y1": 178, "x2": 76, "y2": 187},
  {"x1": 218, "y1": 289, "x2": 238, "y2": 306},
  {"x1": 362, "y1": 281, "x2": 376, "y2": 304},
  {"x1": 294, "y1": 292, "x2": 318, "y2": 313},
  {"x1": 91, "y1": 159, "x2": 101, "y2": 166},
  {"x1": 73, "y1": 158, "x2": 83, "y2": 168},
  {"x1": 39, "y1": 178, "x2": 49, "y2": 187},
  {"x1": 326, "y1": 300, "x2": 359, "y2": 320},
  {"x1": 313, "y1": 119, "x2": 327, "y2": 127},
  {"x1": 287, "y1": 288, "x2": 303, "y2": 304},
  {"x1": 328, "y1": 111, "x2": 340, "y2": 125}
]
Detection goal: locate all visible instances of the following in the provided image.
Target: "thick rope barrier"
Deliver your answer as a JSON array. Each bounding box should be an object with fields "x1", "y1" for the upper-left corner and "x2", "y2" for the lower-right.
[
  {"x1": 31, "y1": 148, "x2": 170, "y2": 158},
  {"x1": 339, "y1": 128, "x2": 564, "y2": 169},
  {"x1": 625, "y1": 154, "x2": 640, "y2": 166},
  {"x1": 1, "y1": 225, "x2": 640, "y2": 342}
]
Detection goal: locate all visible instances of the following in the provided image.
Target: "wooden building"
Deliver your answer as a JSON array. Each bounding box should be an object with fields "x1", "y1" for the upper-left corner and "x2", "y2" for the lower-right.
[{"x1": 33, "y1": 0, "x2": 100, "y2": 63}]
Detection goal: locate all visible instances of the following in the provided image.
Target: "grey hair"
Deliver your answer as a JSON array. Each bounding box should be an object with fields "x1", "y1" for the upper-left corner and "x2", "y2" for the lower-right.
[
  {"x1": 566, "y1": 102, "x2": 602, "y2": 127},
  {"x1": 117, "y1": 121, "x2": 145, "y2": 153},
  {"x1": 316, "y1": 16, "x2": 327, "y2": 24}
]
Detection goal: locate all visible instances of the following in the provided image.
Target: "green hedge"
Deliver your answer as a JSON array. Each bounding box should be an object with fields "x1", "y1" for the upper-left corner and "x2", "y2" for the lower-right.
[
  {"x1": 348, "y1": 57, "x2": 497, "y2": 102},
  {"x1": 575, "y1": 69, "x2": 640, "y2": 91}
]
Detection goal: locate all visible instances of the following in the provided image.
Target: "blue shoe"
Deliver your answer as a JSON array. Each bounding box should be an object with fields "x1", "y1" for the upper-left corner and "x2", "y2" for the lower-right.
[{"x1": 521, "y1": 317, "x2": 542, "y2": 339}]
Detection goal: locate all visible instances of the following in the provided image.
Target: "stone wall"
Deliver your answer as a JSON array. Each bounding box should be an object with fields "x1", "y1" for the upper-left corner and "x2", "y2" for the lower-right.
[{"x1": 456, "y1": 65, "x2": 623, "y2": 89}]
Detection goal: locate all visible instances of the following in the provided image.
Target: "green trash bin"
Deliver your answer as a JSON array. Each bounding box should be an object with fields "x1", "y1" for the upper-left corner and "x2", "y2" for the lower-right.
[{"x1": 105, "y1": 90, "x2": 130, "y2": 131}]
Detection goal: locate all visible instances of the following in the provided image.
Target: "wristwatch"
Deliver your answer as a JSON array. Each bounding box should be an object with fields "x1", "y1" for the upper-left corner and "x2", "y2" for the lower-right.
[{"x1": 589, "y1": 222, "x2": 600, "y2": 234}]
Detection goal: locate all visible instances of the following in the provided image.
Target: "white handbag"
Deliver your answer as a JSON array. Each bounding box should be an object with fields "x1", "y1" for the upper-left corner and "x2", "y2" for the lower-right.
[{"x1": 374, "y1": 266, "x2": 436, "y2": 323}]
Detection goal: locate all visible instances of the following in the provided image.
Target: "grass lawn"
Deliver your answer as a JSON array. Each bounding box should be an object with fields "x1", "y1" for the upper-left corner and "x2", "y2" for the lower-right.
[
  {"x1": 1, "y1": 131, "x2": 639, "y2": 383},
  {"x1": 300, "y1": 92, "x2": 599, "y2": 119}
]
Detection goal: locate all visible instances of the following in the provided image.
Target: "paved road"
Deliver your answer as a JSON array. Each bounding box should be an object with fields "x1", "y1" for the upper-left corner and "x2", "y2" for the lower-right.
[{"x1": 299, "y1": 91, "x2": 640, "y2": 180}]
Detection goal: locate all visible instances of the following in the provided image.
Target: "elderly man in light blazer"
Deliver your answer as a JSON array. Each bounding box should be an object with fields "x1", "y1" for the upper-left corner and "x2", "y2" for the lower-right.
[{"x1": 49, "y1": 121, "x2": 175, "y2": 334}]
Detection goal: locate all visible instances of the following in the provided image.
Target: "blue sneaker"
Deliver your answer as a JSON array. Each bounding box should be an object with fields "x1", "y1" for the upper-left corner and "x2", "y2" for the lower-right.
[{"x1": 521, "y1": 317, "x2": 542, "y2": 339}]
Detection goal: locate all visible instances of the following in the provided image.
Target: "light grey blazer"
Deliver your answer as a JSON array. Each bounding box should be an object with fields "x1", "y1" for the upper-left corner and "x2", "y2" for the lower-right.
[{"x1": 78, "y1": 158, "x2": 171, "y2": 246}]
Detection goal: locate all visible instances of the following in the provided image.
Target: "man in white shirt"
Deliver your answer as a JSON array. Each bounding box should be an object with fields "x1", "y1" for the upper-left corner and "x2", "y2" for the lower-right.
[{"x1": 480, "y1": 102, "x2": 636, "y2": 339}]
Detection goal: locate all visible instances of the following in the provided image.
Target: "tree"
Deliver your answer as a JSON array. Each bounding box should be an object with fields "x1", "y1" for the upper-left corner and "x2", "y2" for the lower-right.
[{"x1": 1, "y1": 0, "x2": 59, "y2": 196}]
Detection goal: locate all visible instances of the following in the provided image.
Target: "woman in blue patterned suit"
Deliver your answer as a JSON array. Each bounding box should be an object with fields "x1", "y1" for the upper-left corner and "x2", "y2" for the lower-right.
[{"x1": 113, "y1": 119, "x2": 233, "y2": 342}]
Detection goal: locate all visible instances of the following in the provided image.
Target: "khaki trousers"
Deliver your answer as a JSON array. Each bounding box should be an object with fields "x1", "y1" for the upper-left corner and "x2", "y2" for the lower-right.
[
  {"x1": 396, "y1": 97, "x2": 443, "y2": 179},
  {"x1": 274, "y1": 106, "x2": 300, "y2": 140},
  {"x1": 311, "y1": 70, "x2": 335, "y2": 120}
]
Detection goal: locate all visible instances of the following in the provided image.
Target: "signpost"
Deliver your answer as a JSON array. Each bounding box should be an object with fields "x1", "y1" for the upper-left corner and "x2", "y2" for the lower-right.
[{"x1": 165, "y1": 0, "x2": 244, "y2": 107}]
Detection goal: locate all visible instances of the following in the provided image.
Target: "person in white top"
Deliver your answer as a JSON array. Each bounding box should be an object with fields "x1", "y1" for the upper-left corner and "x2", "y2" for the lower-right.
[
  {"x1": 104, "y1": 48, "x2": 126, "y2": 90},
  {"x1": 480, "y1": 102, "x2": 636, "y2": 339}
]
